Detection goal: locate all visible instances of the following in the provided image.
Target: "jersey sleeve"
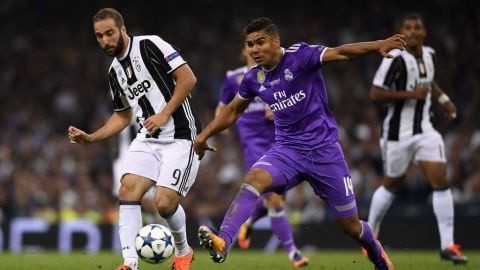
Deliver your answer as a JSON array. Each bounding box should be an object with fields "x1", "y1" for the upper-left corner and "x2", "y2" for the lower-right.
[
  {"x1": 372, "y1": 56, "x2": 406, "y2": 90},
  {"x1": 289, "y1": 43, "x2": 328, "y2": 71},
  {"x1": 149, "y1": 36, "x2": 186, "y2": 73},
  {"x1": 219, "y1": 75, "x2": 238, "y2": 106},
  {"x1": 108, "y1": 68, "x2": 130, "y2": 111},
  {"x1": 238, "y1": 73, "x2": 256, "y2": 100}
]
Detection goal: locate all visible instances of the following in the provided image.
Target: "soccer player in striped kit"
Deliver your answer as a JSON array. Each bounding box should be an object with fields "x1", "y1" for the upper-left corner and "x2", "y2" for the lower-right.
[
  {"x1": 367, "y1": 13, "x2": 467, "y2": 264},
  {"x1": 68, "y1": 8, "x2": 201, "y2": 270}
]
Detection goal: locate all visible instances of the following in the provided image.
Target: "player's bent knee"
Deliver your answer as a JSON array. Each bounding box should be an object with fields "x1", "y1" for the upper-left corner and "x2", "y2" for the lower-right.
[
  {"x1": 245, "y1": 168, "x2": 272, "y2": 194},
  {"x1": 265, "y1": 194, "x2": 284, "y2": 208},
  {"x1": 155, "y1": 189, "x2": 180, "y2": 217}
]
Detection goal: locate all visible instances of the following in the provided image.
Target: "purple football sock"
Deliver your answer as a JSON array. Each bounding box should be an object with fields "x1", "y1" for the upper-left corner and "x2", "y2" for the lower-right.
[
  {"x1": 270, "y1": 207, "x2": 296, "y2": 253},
  {"x1": 249, "y1": 196, "x2": 268, "y2": 225},
  {"x1": 357, "y1": 220, "x2": 382, "y2": 260},
  {"x1": 219, "y1": 184, "x2": 260, "y2": 249}
]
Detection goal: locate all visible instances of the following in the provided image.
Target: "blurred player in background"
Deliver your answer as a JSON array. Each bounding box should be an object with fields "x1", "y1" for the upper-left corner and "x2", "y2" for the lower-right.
[
  {"x1": 367, "y1": 13, "x2": 467, "y2": 264},
  {"x1": 217, "y1": 45, "x2": 308, "y2": 267},
  {"x1": 194, "y1": 17, "x2": 406, "y2": 270},
  {"x1": 68, "y1": 8, "x2": 201, "y2": 270}
]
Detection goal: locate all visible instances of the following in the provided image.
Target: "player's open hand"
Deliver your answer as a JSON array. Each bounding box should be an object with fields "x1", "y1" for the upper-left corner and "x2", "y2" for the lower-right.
[
  {"x1": 379, "y1": 34, "x2": 406, "y2": 58},
  {"x1": 144, "y1": 113, "x2": 169, "y2": 135},
  {"x1": 193, "y1": 138, "x2": 217, "y2": 160},
  {"x1": 68, "y1": 126, "x2": 92, "y2": 145}
]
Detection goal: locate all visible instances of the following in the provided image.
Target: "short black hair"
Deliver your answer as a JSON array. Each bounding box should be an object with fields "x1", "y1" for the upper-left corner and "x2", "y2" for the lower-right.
[
  {"x1": 243, "y1": 17, "x2": 279, "y2": 37},
  {"x1": 93, "y1": 8, "x2": 125, "y2": 28},
  {"x1": 402, "y1": 13, "x2": 425, "y2": 26}
]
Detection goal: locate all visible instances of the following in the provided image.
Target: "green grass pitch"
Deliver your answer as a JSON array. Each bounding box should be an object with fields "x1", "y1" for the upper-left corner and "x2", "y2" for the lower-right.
[{"x1": 0, "y1": 250, "x2": 478, "y2": 269}]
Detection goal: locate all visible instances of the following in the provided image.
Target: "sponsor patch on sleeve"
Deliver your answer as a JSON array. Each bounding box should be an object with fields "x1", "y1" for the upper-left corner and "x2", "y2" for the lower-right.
[{"x1": 165, "y1": 51, "x2": 180, "y2": 62}]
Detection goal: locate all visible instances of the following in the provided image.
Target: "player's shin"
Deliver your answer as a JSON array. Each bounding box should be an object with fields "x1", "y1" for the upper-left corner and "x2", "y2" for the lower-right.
[
  {"x1": 433, "y1": 188, "x2": 454, "y2": 249},
  {"x1": 249, "y1": 197, "x2": 268, "y2": 224},
  {"x1": 368, "y1": 185, "x2": 395, "y2": 235},
  {"x1": 161, "y1": 204, "x2": 190, "y2": 257},
  {"x1": 119, "y1": 201, "x2": 142, "y2": 266},
  {"x1": 219, "y1": 183, "x2": 260, "y2": 249},
  {"x1": 357, "y1": 220, "x2": 382, "y2": 258},
  {"x1": 269, "y1": 207, "x2": 296, "y2": 253}
]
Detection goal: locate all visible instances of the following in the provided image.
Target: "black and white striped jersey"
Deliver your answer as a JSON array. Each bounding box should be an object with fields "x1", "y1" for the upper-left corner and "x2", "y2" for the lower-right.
[
  {"x1": 373, "y1": 46, "x2": 436, "y2": 141},
  {"x1": 108, "y1": 35, "x2": 201, "y2": 142}
]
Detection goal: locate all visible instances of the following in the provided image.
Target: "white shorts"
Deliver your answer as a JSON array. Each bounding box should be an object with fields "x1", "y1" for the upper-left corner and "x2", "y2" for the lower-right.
[
  {"x1": 380, "y1": 131, "x2": 446, "y2": 178},
  {"x1": 120, "y1": 139, "x2": 200, "y2": 197},
  {"x1": 113, "y1": 157, "x2": 155, "y2": 199}
]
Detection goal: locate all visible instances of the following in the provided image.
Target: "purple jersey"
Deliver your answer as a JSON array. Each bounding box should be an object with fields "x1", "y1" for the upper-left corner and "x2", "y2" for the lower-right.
[
  {"x1": 238, "y1": 42, "x2": 338, "y2": 151},
  {"x1": 220, "y1": 66, "x2": 275, "y2": 169}
]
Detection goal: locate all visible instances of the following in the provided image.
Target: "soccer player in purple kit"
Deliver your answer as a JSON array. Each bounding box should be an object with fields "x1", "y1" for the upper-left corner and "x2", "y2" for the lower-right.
[
  {"x1": 194, "y1": 17, "x2": 406, "y2": 269},
  {"x1": 217, "y1": 44, "x2": 308, "y2": 267}
]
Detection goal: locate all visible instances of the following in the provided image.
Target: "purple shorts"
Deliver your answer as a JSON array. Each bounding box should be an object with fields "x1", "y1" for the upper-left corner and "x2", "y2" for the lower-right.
[{"x1": 251, "y1": 141, "x2": 357, "y2": 218}]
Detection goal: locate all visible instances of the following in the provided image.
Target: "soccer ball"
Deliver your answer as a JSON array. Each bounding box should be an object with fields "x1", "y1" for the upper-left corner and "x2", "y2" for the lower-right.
[{"x1": 135, "y1": 224, "x2": 175, "y2": 264}]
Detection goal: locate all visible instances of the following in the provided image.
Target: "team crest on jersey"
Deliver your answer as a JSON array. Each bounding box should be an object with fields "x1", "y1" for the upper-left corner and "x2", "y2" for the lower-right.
[
  {"x1": 284, "y1": 69, "x2": 293, "y2": 81},
  {"x1": 257, "y1": 70, "x2": 265, "y2": 84},
  {"x1": 134, "y1": 57, "x2": 141, "y2": 72},
  {"x1": 117, "y1": 70, "x2": 126, "y2": 84}
]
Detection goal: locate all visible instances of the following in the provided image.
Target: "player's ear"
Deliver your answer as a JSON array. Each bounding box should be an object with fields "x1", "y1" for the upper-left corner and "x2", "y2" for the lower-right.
[{"x1": 120, "y1": 25, "x2": 127, "y2": 35}]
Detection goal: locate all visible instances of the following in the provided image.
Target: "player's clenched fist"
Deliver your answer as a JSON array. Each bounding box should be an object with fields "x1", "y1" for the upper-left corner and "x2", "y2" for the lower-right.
[{"x1": 68, "y1": 126, "x2": 92, "y2": 145}]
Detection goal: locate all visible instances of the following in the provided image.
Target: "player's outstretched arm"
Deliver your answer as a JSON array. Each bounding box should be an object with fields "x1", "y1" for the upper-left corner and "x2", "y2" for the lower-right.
[
  {"x1": 432, "y1": 82, "x2": 457, "y2": 120},
  {"x1": 144, "y1": 64, "x2": 197, "y2": 134},
  {"x1": 370, "y1": 86, "x2": 429, "y2": 102},
  {"x1": 322, "y1": 34, "x2": 406, "y2": 63},
  {"x1": 194, "y1": 95, "x2": 251, "y2": 159},
  {"x1": 68, "y1": 108, "x2": 132, "y2": 145}
]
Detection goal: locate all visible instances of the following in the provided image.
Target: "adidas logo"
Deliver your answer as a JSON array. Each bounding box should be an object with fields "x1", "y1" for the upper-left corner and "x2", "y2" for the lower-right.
[{"x1": 259, "y1": 85, "x2": 266, "y2": 92}]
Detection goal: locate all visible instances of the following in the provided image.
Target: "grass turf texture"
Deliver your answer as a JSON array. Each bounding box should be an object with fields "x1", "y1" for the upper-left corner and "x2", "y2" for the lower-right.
[{"x1": 0, "y1": 250, "x2": 477, "y2": 269}]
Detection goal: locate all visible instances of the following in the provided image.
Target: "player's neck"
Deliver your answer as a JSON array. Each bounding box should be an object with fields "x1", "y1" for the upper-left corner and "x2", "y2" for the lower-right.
[
  {"x1": 117, "y1": 35, "x2": 131, "y2": 60},
  {"x1": 406, "y1": 45, "x2": 423, "y2": 57}
]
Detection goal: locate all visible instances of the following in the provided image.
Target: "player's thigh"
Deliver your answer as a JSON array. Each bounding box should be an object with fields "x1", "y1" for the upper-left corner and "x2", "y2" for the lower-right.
[
  {"x1": 381, "y1": 138, "x2": 416, "y2": 178},
  {"x1": 418, "y1": 161, "x2": 448, "y2": 188},
  {"x1": 119, "y1": 173, "x2": 156, "y2": 201},
  {"x1": 250, "y1": 145, "x2": 303, "y2": 194},
  {"x1": 157, "y1": 139, "x2": 200, "y2": 197},
  {"x1": 307, "y1": 142, "x2": 357, "y2": 219},
  {"x1": 121, "y1": 140, "x2": 161, "y2": 186}
]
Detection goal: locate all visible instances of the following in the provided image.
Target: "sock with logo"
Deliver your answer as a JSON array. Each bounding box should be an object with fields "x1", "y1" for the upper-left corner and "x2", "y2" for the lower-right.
[
  {"x1": 119, "y1": 201, "x2": 142, "y2": 266},
  {"x1": 219, "y1": 184, "x2": 260, "y2": 250}
]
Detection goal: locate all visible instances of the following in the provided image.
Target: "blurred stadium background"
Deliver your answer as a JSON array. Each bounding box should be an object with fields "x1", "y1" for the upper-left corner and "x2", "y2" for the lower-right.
[{"x1": 0, "y1": 0, "x2": 478, "y2": 268}]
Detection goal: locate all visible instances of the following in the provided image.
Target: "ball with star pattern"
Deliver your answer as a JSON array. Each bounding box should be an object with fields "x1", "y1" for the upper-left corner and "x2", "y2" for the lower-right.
[{"x1": 135, "y1": 224, "x2": 175, "y2": 264}]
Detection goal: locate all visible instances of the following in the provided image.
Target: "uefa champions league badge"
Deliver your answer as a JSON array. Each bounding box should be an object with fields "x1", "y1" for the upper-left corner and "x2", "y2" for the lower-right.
[
  {"x1": 284, "y1": 68, "x2": 293, "y2": 81},
  {"x1": 257, "y1": 70, "x2": 265, "y2": 84}
]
